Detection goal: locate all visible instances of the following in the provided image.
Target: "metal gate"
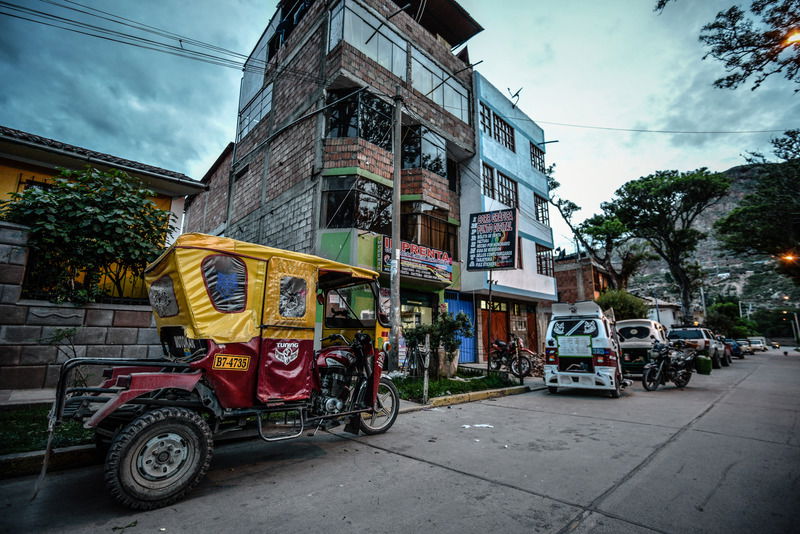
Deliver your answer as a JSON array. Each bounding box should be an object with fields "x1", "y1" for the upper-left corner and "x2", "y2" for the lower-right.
[{"x1": 445, "y1": 291, "x2": 476, "y2": 363}]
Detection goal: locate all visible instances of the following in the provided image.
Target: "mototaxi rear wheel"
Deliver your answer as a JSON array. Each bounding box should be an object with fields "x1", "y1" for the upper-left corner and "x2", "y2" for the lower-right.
[
  {"x1": 359, "y1": 377, "x2": 399, "y2": 435},
  {"x1": 105, "y1": 407, "x2": 213, "y2": 510}
]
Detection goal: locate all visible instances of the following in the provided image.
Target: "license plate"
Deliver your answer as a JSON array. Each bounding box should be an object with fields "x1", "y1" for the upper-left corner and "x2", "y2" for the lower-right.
[{"x1": 212, "y1": 354, "x2": 250, "y2": 371}]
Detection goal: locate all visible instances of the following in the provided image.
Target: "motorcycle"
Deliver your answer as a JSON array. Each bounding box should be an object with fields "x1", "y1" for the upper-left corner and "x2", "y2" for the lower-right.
[
  {"x1": 49, "y1": 234, "x2": 399, "y2": 510},
  {"x1": 489, "y1": 334, "x2": 534, "y2": 378},
  {"x1": 641, "y1": 340, "x2": 696, "y2": 391}
]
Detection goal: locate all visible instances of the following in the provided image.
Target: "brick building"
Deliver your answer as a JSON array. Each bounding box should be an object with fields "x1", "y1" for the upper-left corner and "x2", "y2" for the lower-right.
[
  {"x1": 554, "y1": 252, "x2": 611, "y2": 303},
  {"x1": 185, "y1": 0, "x2": 484, "y2": 343}
]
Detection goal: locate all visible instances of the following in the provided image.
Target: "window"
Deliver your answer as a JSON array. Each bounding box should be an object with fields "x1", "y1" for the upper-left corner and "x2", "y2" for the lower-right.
[
  {"x1": 495, "y1": 171, "x2": 518, "y2": 208},
  {"x1": 322, "y1": 176, "x2": 391, "y2": 234},
  {"x1": 534, "y1": 194, "x2": 550, "y2": 226},
  {"x1": 411, "y1": 47, "x2": 470, "y2": 123},
  {"x1": 446, "y1": 158, "x2": 459, "y2": 192},
  {"x1": 326, "y1": 89, "x2": 392, "y2": 151},
  {"x1": 479, "y1": 102, "x2": 492, "y2": 134},
  {"x1": 329, "y1": 1, "x2": 407, "y2": 80},
  {"x1": 530, "y1": 142, "x2": 546, "y2": 172},
  {"x1": 238, "y1": 83, "x2": 273, "y2": 140},
  {"x1": 148, "y1": 276, "x2": 179, "y2": 317},
  {"x1": 402, "y1": 125, "x2": 446, "y2": 177},
  {"x1": 482, "y1": 163, "x2": 494, "y2": 199},
  {"x1": 401, "y1": 208, "x2": 459, "y2": 260},
  {"x1": 279, "y1": 277, "x2": 307, "y2": 317},
  {"x1": 536, "y1": 244, "x2": 554, "y2": 277},
  {"x1": 492, "y1": 112, "x2": 515, "y2": 152},
  {"x1": 202, "y1": 255, "x2": 247, "y2": 312}
]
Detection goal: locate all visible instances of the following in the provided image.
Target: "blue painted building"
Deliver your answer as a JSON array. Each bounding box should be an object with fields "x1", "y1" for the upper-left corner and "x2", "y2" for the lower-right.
[{"x1": 453, "y1": 71, "x2": 557, "y2": 362}]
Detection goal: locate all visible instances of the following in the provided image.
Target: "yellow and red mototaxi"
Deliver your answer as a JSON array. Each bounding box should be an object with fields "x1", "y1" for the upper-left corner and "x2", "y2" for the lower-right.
[{"x1": 53, "y1": 233, "x2": 393, "y2": 430}]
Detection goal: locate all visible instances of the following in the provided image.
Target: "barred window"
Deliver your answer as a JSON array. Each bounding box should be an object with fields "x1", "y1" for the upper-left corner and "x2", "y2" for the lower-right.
[
  {"x1": 536, "y1": 245, "x2": 554, "y2": 277},
  {"x1": 479, "y1": 102, "x2": 492, "y2": 134},
  {"x1": 482, "y1": 163, "x2": 494, "y2": 199},
  {"x1": 530, "y1": 142, "x2": 545, "y2": 172},
  {"x1": 534, "y1": 194, "x2": 550, "y2": 226},
  {"x1": 492, "y1": 112, "x2": 515, "y2": 152},
  {"x1": 495, "y1": 171, "x2": 518, "y2": 208}
]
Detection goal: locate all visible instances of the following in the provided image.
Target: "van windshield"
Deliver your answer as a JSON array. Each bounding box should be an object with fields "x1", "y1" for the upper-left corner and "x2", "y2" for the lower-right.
[{"x1": 551, "y1": 319, "x2": 601, "y2": 338}]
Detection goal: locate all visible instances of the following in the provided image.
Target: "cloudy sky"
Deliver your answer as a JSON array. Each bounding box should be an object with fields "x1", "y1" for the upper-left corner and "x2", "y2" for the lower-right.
[{"x1": 1, "y1": 0, "x2": 797, "y2": 249}]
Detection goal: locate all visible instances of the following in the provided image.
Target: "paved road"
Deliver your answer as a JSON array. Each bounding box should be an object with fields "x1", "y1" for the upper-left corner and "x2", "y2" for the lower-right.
[{"x1": 1, "y1": 350, "x2": 798, "y2": 533}]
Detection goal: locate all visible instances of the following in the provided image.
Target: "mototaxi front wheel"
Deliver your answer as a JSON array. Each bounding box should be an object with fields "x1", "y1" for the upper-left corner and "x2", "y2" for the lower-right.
[
  {"x1": 359, "y1": 377, "x2": 399, "y2": 435},
  {"x1": 510, "y1": 356, "x2": 532, "y2": 378},
  {"x1": 642, "y1": 366, "x2": 660, "y2": 391},
  {"x1": 104, "y1": 407, "x2": 213, "y2": 510}
]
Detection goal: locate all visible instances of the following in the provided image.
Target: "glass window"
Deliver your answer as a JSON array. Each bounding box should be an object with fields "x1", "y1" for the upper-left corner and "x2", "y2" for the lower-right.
[
  {"x1": 536, "y1": 244, "x2": 554, "y2": 277},
  {"x1": 411, "y1": 47, "x2": 469, "y2": 123},
  {"x1": 618, "y1": 326, "x2": 651, "y2": 340},
  {"x1": 535, "y1": 194, "x2": 550, "y2": 226},
  {"x1": 238, "y1": 83, "x2": 272, "y2": 140},
  {"x1": 202, "y1": 255, "x2": 247, "y2": 312},
  {"x1": 479, "y1": 102, "x2": 492, "y2": 134},
  {"x1": 328, "y1": 1, "x2": 344, "y2": 51},
  {"x1": 495, "y1": 171, "x2": 518, "y2": 207},
  {"x1": 280, "y1": 276, "x2": 307, "y2": 317},
  {"x1": 401, "y1": 211, "x2": 459, "y2": 261},
  {"x1": 148, "y1": 275, "x2": 179, "y2": 317},
  {"x1": 338, "y1": 2, "x2": 407, "y2": 81},
  {"x1": 482, "y1": 162, "x2": 494, "y2": 199},
  {"x1": 401, "y1": 125, "x2": 446, "y2": 178},
  {"x1": 492, "y1": 112, "x2": 515, "y2": 152},
  {"x1": 322, "y1": 177, "x2": 391, "y2": 234},
  {"x1": 326, "y1": 89, "x2": 391, "y2": 151},
  {"x1": 325, "y1": 282, "x2": 379, "y2": 328},
  {"x1": 551, "y1": 319, "x2": 601, "y2": 338},
  {"x1": 530, "y1": 142, "x2": 546, "y2": 172}
]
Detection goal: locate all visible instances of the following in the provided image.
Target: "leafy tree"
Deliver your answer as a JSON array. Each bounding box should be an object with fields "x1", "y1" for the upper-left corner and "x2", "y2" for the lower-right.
[
  {"x1": 610, "y1": 168, "x2": 731, "y2": 319},
  {"x1": 0, "y1": 167, "x2": 175, "y2": 303},
  {"x1": 403, "y1": 308, "x2": 473, "y2": 379},
  {"x1": 656, "y1": 0, "x2": 800, "y2": 91},
  {"x1": 715, "y1": 160, "x2": 800, "y2": 283},
  {"x1": 547, "y1": 168, "x2": 649, "y2": 289},
  {"x1": 595, "y1": 290, "x2": 650, "y2": 320}
]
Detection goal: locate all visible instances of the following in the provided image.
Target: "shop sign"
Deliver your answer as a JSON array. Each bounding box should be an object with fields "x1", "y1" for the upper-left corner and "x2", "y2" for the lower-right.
[
  {"x1": 380, "y1": 236, "x2": 453, "y2": 283},
  {"x1": 466, "y1": 209, "x2": 517, "y2": 271}
]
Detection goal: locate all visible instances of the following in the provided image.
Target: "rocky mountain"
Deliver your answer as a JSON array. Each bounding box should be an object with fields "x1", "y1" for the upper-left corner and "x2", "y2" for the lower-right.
[{"x1": 627, "y1": 164, "x2": 800, "y2": 314}]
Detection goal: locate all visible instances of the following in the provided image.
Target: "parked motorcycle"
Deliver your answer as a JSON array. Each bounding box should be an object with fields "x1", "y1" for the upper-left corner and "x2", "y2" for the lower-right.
[
  {"x1": 642, "y1": 340, "x2": 696, "y2": 391},
  {"x1": 489, "y1": 334, "x2": 533, "y2": 378}
]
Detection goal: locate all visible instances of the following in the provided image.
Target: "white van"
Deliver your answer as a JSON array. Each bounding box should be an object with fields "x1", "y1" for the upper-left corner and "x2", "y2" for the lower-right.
[
  {"x1": 543, "y1": 301, "x2": 626, "y2": 398},
  {"x1": 617, "y1": 319, "x2": 669, "y2": 376}
]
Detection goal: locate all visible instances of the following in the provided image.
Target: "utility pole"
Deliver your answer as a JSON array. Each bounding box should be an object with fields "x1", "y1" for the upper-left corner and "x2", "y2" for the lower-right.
[
  {"x1": 389, "y1": 85, "x2": 403, "y2": 371},
  {"x1": 794, "y1": 312, "x2": 800, "y2": 345},
  {"x1": 486, "y1": 270, "x2": 494, "y2": 373}
]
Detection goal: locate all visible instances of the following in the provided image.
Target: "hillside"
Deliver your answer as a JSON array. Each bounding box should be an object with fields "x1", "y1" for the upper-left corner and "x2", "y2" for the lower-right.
[{"x1": 627, "y1": 163, "x2": 800, "y2": 314}]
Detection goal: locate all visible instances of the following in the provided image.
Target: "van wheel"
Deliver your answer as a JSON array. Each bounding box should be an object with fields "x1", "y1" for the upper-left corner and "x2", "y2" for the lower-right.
[{"x1": 547, "y1": 386, "x2": 558, "y2": 394}]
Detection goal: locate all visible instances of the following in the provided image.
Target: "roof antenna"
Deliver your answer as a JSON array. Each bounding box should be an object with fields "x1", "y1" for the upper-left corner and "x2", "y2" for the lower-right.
[{"x1": 507, "y1": 87, "x2": 522, "y2": 108}]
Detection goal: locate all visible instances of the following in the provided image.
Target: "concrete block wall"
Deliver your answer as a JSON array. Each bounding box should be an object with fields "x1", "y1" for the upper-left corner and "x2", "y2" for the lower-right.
[{"x1": 0, "y1": 223, "x2": 163, "y2": 389}]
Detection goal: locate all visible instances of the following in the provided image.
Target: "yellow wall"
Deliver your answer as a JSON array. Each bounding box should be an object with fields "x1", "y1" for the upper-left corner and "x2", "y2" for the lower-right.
[{"x1": 1, "y1": 161, "x2": 174, "y2": 299}]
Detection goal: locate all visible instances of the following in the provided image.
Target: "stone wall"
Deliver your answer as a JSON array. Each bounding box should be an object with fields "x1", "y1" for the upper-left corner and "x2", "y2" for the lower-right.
[{"x1": 0, "y1": 222, "x2": 162, "y2": 389}]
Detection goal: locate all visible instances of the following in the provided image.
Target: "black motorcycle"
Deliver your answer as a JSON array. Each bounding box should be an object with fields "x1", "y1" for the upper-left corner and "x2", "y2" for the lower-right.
[{"x1": 642, "y1": 340, "x2": 696, "y2": 391}]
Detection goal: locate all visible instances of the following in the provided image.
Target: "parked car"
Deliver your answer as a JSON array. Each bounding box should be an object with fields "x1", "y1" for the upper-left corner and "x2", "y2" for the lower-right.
[
  {"x1": 748, "y1": 338, "x2": 768, "y2": 352},
  {"x1": 667, "y1": 326, "x2": 727, "y2": 368},
  {"x1": 736, "y1": 339, "x2": 755, "y2": 355},
  {"x1": 770, "y1": 340, "x2": 781, "y2": 349},
  {"x1": 617, "y1": 319, "x2": 669, "y2": 376},
  {"x1": 723, "y1": 338, "x2": 744, "y2": 359}
]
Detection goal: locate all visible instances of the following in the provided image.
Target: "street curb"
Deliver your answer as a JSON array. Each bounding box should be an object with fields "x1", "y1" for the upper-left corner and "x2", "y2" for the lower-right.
[
  {"x1": 0, "y1": 444, "x2": 99, "y2": 479},
  {"x1": 0, "y1": 383, "x2": 547, "y2": 478}
]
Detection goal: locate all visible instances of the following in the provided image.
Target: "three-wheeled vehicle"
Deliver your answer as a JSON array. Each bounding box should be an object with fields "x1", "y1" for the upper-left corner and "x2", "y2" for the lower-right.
[{"x1": 50, "y1": 234, "x2": 399, "y2": 509}]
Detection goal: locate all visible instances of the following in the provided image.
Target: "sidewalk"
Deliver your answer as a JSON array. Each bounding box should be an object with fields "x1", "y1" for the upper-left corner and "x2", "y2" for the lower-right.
[{"x1": 0, "y1": 388, "x2": 56, "y2": 407}]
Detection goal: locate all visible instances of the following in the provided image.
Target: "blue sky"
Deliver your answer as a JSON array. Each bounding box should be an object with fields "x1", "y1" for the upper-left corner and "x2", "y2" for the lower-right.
[{"x1": 1, "y1": 0, "x2": 796, "y2": 249}]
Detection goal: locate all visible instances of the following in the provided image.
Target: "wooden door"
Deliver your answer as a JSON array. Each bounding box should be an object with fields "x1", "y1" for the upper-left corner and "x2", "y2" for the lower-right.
[{"x1": 481, "y1": 308, "x2": 509, "y2": 356}]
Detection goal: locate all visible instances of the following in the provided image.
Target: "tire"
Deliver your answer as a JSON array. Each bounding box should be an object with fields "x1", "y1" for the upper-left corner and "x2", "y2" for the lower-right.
[
  {"x1": 609, "y1": 373, "x2": 621, "y2": 398},
  {"x1": 547, "y1": 386, "x2": 558, "y2": 394},
  {"x1": 488, "y1": 351, "x2": 502, "y2": 371},
  {"x1": 720, "y1": 350, "x2": 730, "y2": 367},
  {"x1": 672, "y1": 369, "x2": 692, "y2": 388},
  {"x1": 359, "y1": 377, "x2": 399, "y2": 435},
  {"x1": 510, "y1": 356, "x2": 531, "y2": 378},
  {"x1": 105, "y1": 407, "x2": 213, "y2": 510},
  {"x1": 711, "y1": 351, "x2": 722, "y2": 369},
  {"x1": 642, "y1": 366, "x2": 660, "y2": 391},
  {"x1": 725, "y1": 351, "x2": 733, "y2": 365}
]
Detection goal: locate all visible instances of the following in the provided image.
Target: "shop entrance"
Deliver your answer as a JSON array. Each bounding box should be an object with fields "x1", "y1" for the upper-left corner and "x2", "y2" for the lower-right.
[{"x1": 480, "y1": 300, "x2": 508, "y2": 360}]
